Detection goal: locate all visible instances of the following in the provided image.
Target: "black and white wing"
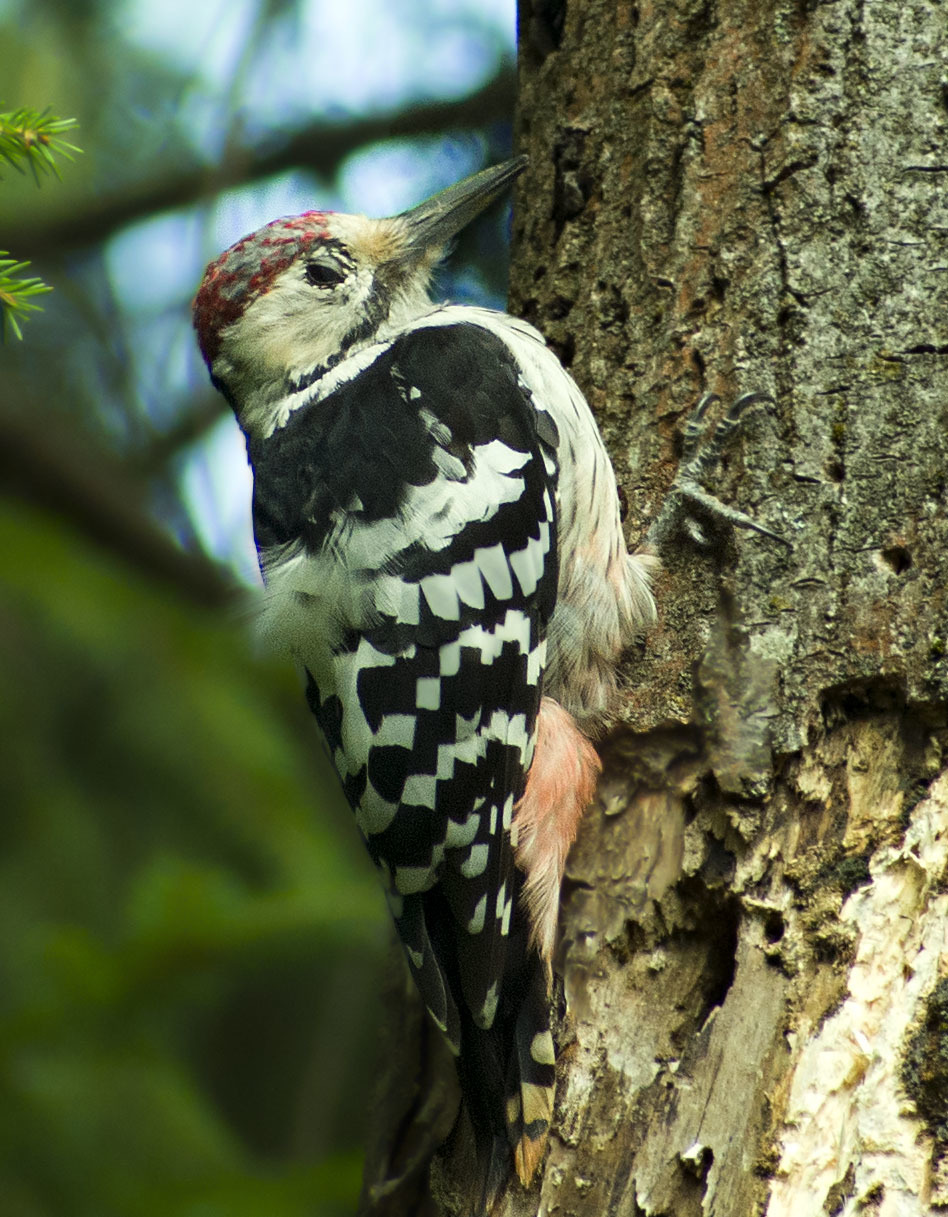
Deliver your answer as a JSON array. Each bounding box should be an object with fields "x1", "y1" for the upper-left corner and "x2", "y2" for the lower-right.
[{"x1": 247, "y1": 323, "x2": 559, "y2": 1130}]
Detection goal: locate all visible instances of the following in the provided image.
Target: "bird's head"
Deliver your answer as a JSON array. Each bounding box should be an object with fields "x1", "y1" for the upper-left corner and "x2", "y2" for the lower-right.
[{"x1": 193, "y1": 156, "x2": 527, "y2": 431}]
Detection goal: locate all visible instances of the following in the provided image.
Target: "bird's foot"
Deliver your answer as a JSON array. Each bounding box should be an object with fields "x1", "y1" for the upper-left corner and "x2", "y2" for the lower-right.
[{"x1": 645, "y1": 392, "x2": 788, "y2": 553}]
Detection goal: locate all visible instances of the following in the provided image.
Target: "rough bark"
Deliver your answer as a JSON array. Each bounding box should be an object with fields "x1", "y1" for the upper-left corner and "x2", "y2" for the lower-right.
[
  {"x1": 361, "y1": 2, "x2": 948, "y2": 1214},
  {"x1": 507, "y1": 1, "x2": 948, "y2": 1214}
]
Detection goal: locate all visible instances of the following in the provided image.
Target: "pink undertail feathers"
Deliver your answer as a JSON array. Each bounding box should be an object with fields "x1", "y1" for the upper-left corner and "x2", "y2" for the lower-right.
[{"x1": 512, "y1": 697, "x2": 601, "y2": 964}]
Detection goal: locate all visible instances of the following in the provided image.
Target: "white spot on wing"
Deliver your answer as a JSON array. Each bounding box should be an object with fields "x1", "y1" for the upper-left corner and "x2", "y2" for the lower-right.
[
  {"x1": 452, "y1": 610, "x2": 531, "y2": 673},
  {"x1": 445, "y1": 812, "x2": 480, "y2": 849},
  {"x1": 460, "y1": 843, "x2": 489, "y2": 877},
  {"x1": 478, "y1": 982, "x2": 499, "y2": 1029},
  {"x1": 396, "y1": 863, "x2": 437, "y2": 895},
  {"x1": 476, "y1": 439, "x2": 530, "y2": 475},
  {"x1": 437, "y1": 732, "x2": 481, "y2": 780},
  {"x1": 531, "y1": 1030, "x2": 555, "y2": 1065},
  {"x1": 439, "y1": 640, "x2": 461, "y2": 677},
  {"x1": 402, "y1": 772, "x2": 437, "y2": 808},
  {"x1": 332, "y1": 638, "x2": 399, "y2": 768},
  {"x1": 421, "y1": 573, "x2": 460, "y2": 620},
  {"x1": 357, "y1": 783, "x2": 399, "y2": 835},
  {"x1": 527, "y1": 638, "x2": 546, "y2": 685},
  {"x1": 509, "y1": 539, "x2": 541, "y2": 597},
  {"x1": 416, "y1": 676, "x2": 441, "y2": 710},
  {"x1": 508, "y1": 519, "x2": 552, "y2": 598},
  {"x1": 474, "y1": 542, "x2": 514, "y2": 601},
  {"x1": 484, "y1": 709, "x2": 530, "y2": 762},
  {"x1": 451, "y1": 559, "x2": 485, "y2": 609},
  {"x1": 376, "y1": 714, "x2": 416, "y2": 749},
  {"x1": 468, "y1": 893, "x2": 487, "y2": 933}
]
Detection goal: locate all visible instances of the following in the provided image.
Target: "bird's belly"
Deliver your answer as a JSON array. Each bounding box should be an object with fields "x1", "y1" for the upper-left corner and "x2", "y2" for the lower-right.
[{"x1": 255, "y1": 541, "x2": 357, "y2": 679}]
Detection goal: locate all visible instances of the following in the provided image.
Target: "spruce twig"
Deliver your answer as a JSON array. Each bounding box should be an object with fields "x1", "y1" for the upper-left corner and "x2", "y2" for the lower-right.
[{"x1": 0, "y1": 106, "x2": 81, "y2": 338}]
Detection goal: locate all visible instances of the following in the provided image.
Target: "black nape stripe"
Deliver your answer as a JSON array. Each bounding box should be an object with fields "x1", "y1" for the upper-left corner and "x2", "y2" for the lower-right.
[{"x1": 284, "y1": 286, "x2": 393, "y2": 396}]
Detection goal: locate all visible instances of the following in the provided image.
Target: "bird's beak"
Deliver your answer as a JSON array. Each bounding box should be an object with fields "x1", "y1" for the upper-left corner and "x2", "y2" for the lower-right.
[{"x1": 393, "y1": 156, "x2": 528, "y2": 264}]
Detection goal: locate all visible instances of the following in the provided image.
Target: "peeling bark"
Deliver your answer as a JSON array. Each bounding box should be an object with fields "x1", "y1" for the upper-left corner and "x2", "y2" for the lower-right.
[{"x1": 360, "y1": 2, "x2": 948, "y2": 1214}]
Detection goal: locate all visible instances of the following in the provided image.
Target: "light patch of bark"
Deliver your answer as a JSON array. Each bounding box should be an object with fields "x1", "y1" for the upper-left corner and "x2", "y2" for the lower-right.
[
  {"x1": 477, "y1": 709, "x2": 945, "y2": 1217},
  {"x1": 767, "y1": 772, "x2": 948, "y2": 1217}
]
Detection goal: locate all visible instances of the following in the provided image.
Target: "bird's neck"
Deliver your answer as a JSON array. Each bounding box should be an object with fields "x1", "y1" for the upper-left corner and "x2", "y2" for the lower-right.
[{"x1": 232, "y1": 296, "x2": 446, "y2": 442}]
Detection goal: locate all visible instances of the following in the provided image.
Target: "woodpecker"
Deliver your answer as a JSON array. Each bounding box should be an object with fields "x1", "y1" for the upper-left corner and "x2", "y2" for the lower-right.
[{"x1": 193, "y1": 157, "x2": 658, "y2": 1204}]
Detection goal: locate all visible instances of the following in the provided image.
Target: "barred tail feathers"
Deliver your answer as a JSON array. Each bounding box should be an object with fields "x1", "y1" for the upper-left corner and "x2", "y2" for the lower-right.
[
  {"x1": 508, "y1": 954, "x2": 557, "y2": 1186},
  {"x1": 498, "y1": 696, "x2": 600, "y2": 1187}
]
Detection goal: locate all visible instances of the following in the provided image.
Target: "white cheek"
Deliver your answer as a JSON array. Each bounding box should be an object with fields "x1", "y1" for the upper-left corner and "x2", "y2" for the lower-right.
[{"x1": 229, "y1": 268, "x2": 375, "y2": 382}]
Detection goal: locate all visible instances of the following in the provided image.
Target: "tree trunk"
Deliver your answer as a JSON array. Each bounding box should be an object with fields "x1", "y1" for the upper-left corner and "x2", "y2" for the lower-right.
[{"x1": 360, "y1": 2, "x2": 948, "y2": 1214}]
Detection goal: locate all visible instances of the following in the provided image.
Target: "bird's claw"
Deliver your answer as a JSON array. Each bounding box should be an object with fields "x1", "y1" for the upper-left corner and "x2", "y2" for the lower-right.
[{"x1": 646, "y1": 392, "x2": 788, "y2": 552}]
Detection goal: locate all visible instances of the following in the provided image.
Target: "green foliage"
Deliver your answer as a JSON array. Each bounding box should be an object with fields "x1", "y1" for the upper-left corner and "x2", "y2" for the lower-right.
[
  {"x1": 0, "y1": 9, "x2": 515, "y2": 1210},
  {"x1": 0, "y1": 106, "x2": 79, "y2": 338},
  {"x1": 0, "y1": 107, "x2": 80, "y2": 181},
  {"x1": 0, "y1": 499, "x2": 387, "y2": 1217},
  {"x1": 0, "y1": 252, "x2": 50, "y2": 339}
]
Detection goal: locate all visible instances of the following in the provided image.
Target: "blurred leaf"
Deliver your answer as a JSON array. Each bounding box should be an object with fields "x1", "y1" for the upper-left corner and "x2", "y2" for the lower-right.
[
  {"x1": 0, "y1": 499, "x2": 387, "y2": 1217},
  {"x1": 0, "y1": 7, "x2": 516, "y2": 1212}
]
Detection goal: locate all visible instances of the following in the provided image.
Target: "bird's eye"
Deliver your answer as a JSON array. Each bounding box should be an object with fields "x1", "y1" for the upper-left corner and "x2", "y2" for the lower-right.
[{"x1": 305, "y1": 261, "x2": 346, "y2": 288}]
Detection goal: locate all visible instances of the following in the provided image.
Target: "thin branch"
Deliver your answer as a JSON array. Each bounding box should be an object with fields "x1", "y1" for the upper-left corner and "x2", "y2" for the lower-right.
[
  {"x1": 8, "y1": 70, "x2": 516, "y2": 259},
  {"x1": 0, "y1": 410, "x2": 237, "y2": 609},
  {"x1": 130, "y1": 394, "x2": 230, "y2": 475}
]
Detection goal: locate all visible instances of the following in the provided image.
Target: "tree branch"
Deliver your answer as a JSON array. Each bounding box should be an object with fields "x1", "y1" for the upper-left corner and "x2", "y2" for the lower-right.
[
  {"x1": 8, "y1": 69, "x2": 516, "y2": 259},
  {"x1": 130, "y1": 394, "x2": 230, "y2": 475},
  {"x1": 0, "y1": 410, "x2": 237, "y2": 609}
]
